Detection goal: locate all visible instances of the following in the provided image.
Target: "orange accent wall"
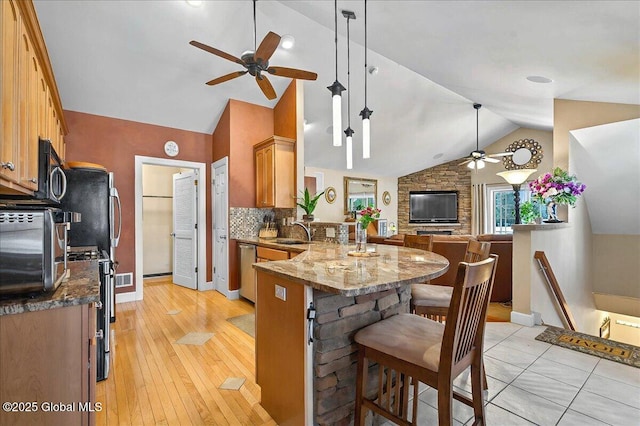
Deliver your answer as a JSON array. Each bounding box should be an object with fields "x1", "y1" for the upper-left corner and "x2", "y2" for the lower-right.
[
  {"x1": 63, "y1": 110, "x2": 214, "y2": 292},
  {"x1": 274, "y1": 80, "x2": 297, "y2": 139}
]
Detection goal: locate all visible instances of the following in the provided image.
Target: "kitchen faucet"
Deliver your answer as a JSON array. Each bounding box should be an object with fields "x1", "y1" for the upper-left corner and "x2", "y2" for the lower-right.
[{"x1": 292, "y1": 221, "x2": 312, "y2": 241}]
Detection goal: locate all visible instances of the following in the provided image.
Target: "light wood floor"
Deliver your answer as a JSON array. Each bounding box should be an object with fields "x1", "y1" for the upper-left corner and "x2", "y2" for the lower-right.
[{"x1": 96, "y1": 277, "x2": 276, "y2": 425}]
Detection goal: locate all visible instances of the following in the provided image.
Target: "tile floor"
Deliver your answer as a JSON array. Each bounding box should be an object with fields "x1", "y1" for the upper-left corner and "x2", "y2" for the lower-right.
[{"x1": 383, "y1": 322, "x2": 640, "y2": 425}]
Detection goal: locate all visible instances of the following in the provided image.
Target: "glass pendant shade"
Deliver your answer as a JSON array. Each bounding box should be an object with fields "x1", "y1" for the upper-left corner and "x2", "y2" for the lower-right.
[
  {"x1": 362, "y1": 117, "x2": 370, "y2": 158},
  {"x1": 346, "y1": 134, "x2": 353, "y2": 169},
  {"x1": 332, "y1": 94, "x2": 342, "y2": 146}
]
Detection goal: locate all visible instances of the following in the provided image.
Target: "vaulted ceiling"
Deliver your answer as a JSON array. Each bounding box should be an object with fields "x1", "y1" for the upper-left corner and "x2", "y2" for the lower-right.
[{"x1": 34, "y1": 1, "x2": 639, "y2": 177}]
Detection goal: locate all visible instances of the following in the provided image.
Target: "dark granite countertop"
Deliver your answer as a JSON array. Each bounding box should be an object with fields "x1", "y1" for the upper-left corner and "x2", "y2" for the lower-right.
[
  {"x1": 0, "y1": 260, "x2": 101, "y2": 316},
  {"x1": 252, "y1": 243, "x2": 450, "y2": 296}
]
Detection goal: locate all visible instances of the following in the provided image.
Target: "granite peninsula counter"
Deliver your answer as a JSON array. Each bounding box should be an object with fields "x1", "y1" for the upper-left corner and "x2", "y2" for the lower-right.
[{"x1": 252, "y1": 244, "x2": 449, "y2": 425}]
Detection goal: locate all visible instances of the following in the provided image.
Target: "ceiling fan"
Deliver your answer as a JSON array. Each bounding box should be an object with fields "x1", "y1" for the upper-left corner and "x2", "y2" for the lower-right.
[
  {"x1": 459, "y1": 103, "x2": 512, "y2": 170},
  {"x1": 189, "y1": 0, "x2": 317, "y2": 100}
]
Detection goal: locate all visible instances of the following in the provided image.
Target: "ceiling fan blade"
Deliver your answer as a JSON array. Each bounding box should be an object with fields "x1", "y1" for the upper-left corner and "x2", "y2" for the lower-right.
[
  {"x1": 267, "y1": 66, "x2": 318, "y2": 81},
  {"x1": 190, "y1": 40, "x2": 244, "y2": 65},
  {"x1": 206, "y1": 71, "x2": 248, "y2": 86},
  {"x1": 489, "y1": 152, "x2": 513, "y2": 157},
  {"x1": 254, "y1": 31, "x2": 281, "y2": 64},
  {"x1": 459, "y1": 159, "x2": 473, "y2": 166},
  {"x1": 484, "y1": 157, "x2": 501, "y2": 163},
  {"x1": 256, "y1": 74, "x2": 277, "y2": 100}
]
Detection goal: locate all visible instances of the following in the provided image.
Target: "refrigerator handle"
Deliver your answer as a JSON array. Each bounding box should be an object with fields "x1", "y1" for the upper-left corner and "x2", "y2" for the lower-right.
[{"x1": 111, "y1": 186, "x2": 122, "y2": 247}]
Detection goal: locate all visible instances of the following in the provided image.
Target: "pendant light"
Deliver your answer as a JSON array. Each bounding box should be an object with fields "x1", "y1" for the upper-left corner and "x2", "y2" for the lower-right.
[
  {"x1": 343, "y1": 10, "x2": 356, "y2": 169},
  {"x1": 359, "y1": 0, "x2": 372, "y2": 159},
  {"x1": 327, "y1": 0, "x2": 346, "y2": 147}
]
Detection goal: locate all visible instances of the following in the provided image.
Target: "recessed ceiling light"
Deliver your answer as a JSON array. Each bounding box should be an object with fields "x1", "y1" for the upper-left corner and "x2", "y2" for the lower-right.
[
  {"x1": 280, "y1": 35, "x2": 295, "y2": 50},
  {"x1": 185, "y1": 0, "x2": 202, "y2": 7},
  {"x1": 526, "y1": 75, "x2": 553, "y2": 84},
  {"x1": 433, "y1": 153, "x2": 444, "y2": 160}
]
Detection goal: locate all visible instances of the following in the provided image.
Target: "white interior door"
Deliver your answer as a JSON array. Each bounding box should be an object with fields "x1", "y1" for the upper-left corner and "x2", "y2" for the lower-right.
[
  {"x1": 212, "y1": 158, "x2": 229, "y2": 296},
  {"x1": 172, "y1": 170, "x2": 198, "y2": 289}
]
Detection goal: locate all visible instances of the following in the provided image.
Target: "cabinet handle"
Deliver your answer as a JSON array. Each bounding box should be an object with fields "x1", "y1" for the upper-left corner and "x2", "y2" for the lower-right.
[
  {"x1": 95, "y1": 301, "x2": 103, "y2": 309},
  {"x1": 1, "y1": 162, "x2": 15, "y2": 171},
  {"x1": 29, "y1": 178, "x2": 37, "y2": 183}
]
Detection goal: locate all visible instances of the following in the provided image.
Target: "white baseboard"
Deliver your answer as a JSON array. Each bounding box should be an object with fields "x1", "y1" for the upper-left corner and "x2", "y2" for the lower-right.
[
  {"x1": 199, "y1": 280, "x2": 214, "y2": 291},
  {"x1": 213, "y1": 282, "x2": 240, "y2": 300},
  {"x1": 116, "y1": 291, "x2": 140, "y2": 304},
  {"x1": 511, "y1": 311, "x2": 537, "y2": 327}
]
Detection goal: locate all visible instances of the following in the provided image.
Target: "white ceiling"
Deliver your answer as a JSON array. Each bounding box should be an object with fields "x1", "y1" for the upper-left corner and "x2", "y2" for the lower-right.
[{"x1": 33, "y1": 0, "x2": 639, "y2": 177}]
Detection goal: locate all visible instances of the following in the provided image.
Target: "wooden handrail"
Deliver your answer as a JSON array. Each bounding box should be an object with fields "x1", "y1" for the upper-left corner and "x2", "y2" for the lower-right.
[{"x1": 534, "y1": 251, "x2": 578, "y2": 331}]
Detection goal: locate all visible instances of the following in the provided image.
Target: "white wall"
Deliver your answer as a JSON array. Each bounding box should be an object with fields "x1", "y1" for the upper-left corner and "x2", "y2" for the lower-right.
[{"x1": 304, "y1": 166, "x2": 398, "y2": 230}]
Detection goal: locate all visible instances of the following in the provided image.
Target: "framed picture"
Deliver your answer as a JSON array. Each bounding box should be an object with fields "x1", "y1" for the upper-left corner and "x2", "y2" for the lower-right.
[
  {"x1": 325, "y1": 187, "x2": 337, "y2": 204},
  {"x1": 382, "y1": 191, "x2": 391, "y2": 206}
]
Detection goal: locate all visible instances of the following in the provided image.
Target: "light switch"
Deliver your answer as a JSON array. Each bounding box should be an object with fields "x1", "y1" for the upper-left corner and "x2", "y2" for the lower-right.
[
  {"x1": 275, "y1": 285, "x2": 287, "y2": 301},
  {"x1": 326, "y1": 228, "x2": 336, "y2": 238}
]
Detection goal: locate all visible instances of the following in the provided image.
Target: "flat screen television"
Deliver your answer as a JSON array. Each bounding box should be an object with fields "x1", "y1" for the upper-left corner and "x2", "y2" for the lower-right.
[{"x1": 409, "y1": 191, "x2": 458, "y2": 223}]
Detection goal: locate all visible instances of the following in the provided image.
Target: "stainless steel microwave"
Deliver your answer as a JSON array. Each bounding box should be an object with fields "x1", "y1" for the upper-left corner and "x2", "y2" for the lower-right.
[
  {"x1": 0, "y1": 139, "x2": 66, "y2": 205},
  {"x1": 0, "y1": 209, "x2": 68, "y2": 295}
]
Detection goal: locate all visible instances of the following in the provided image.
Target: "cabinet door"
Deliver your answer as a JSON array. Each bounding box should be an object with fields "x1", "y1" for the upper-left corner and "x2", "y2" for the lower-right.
[
  {"x1": 255, "y1": 147, "x2": 265, "y2": 206},
  {"x1": 263, "y1": 144, "x2": 275, "y2": 207},
  {"x1": 18, "y1": 15, "x2": 38, "y2": 190},
  {"x1": 0, "y1": 0, "x2": 19, "y2": 184}
]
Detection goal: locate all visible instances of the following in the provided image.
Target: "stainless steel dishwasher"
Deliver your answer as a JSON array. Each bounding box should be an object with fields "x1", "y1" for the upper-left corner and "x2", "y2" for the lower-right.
[{"x1": 239, "y1": 243, "x2": 257, "y2": 302}]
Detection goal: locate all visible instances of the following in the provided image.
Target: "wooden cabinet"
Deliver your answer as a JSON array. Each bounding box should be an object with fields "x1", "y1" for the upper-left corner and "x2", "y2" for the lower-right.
[
  {"x1": 0, "y1": 303, "x2": 97, "y2": 426},
  {"x1": 0, "y1": 0, "x2": 67, "y2": 195},
  {"x1": 256, "y1": 246, "x2": 290, "y2": 261},
  {"x1": 254, "y1": 136, "x2": 296, "y2": 208}
]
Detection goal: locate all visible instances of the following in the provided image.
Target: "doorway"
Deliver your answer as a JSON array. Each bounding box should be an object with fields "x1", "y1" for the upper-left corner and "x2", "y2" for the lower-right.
[{"x1": 131, "y1": 156, "x2": 208, "y2": 302}]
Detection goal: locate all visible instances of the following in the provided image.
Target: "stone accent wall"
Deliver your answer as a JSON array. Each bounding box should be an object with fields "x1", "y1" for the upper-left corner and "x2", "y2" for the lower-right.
[
  {"x1": 312, "y1": 286, "x2": 411, "y2": 425},
  {"x1": 397, "y1": 159, "x2": 472, "y2": 235}
]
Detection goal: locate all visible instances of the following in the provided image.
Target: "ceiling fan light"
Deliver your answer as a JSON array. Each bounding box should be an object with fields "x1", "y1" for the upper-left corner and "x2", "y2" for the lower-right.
[{"x1": 467, "y1": 160, "x2": 485, "y2": 170}]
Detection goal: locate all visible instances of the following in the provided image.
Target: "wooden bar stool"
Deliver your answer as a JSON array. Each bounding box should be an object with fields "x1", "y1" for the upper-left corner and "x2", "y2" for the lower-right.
[
  {"x1": 411, "y1": 240, "x2": 491, "y2": 319},
  {"x1": 354, "y1": 255, "x2": 498, "y2": 426}
]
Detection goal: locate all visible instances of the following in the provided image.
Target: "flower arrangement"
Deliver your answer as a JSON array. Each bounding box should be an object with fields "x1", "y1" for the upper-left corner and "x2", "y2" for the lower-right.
[
  {"x1": 357, "y1": 206, "x2": 381, "y2": 229},
  {"x1": 529, "y1": 167, "x2": 586, "y2": 206}
]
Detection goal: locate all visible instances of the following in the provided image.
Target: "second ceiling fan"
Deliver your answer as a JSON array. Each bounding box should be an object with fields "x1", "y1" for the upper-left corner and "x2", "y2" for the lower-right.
[
  {"x1": 189, "y1": 0, "x2": 317, "y2": 100},
  {"x1": 459, "y1": 103, "x2": 512, "y2": 170}
]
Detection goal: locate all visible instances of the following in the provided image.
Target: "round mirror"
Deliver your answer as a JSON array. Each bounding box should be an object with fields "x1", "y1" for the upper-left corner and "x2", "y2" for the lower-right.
[
  {"x1": 512, "y1": 147, "x2": 533, "y2": 165},
  {"x1": 502, "y1": 139, "x2": 543, "y2": 170}
]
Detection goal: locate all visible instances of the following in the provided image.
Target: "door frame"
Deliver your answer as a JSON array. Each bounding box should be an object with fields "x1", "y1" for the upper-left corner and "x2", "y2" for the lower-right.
[{"x1": 128, "y1": 156, "x2": 208, "y2": 302}]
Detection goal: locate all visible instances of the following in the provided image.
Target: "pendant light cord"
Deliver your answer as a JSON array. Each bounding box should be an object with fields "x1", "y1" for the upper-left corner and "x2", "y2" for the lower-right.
[
  {"x1": 347, "y1": 15, "x2": 351, "y2": 127},
  {"x1": 364, "y1": 0, "x2": 367, "y2": 106},
  {"x1": 334, "y1": 0, "x2": 338, "y2": 80},
  {"x1": 476, "y1": 106, "x2": 479, "y2": 150}
]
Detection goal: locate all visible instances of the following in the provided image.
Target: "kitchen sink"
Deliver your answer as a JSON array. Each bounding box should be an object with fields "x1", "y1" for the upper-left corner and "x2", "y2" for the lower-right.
[{"x1": 274, "y1": 238, "x2": 310, "y2": 245}]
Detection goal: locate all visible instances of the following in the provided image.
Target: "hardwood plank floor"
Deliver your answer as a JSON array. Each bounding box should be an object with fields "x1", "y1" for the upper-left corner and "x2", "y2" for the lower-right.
[{"x1": 96, "y1": 277, "x2": 276, "y2": 425}]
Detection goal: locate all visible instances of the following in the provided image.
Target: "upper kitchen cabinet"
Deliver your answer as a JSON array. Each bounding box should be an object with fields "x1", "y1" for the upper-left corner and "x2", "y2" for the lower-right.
[
  {"x1": 254, "y1": 136, "x2": 296, "y2": 208},
  {"x1": 0, "y1": 0, "x2": 67, "y2": 195}
]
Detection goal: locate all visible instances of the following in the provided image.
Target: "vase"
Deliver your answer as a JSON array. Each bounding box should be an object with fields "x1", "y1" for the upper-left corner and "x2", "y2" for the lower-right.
[
  {"x1": 544, "y1": 201, "x2": 562, "y2": 223},
  {"x1": 355, "y1": 222, "x2": 367, "y2": 253}
]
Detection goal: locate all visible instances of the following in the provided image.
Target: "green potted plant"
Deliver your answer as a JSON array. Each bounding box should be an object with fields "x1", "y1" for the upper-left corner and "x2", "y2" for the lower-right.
[
  {"x1": 296, "y1": 188, "x2": 325, "y2": 221},
  {"x1": 520, "y1": 200, "x2": 542, "y2": 224}
]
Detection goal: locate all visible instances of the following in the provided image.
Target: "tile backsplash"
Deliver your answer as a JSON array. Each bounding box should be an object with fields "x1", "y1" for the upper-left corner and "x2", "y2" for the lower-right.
[{"x1": 229, "y1": 207, "x2": 348, "y2": 244}]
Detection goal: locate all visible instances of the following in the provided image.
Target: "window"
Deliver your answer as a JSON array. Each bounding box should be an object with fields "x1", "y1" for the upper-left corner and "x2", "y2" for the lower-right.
[{"x1": 486, "y1": 184, "x2": 531, "y2": 234}]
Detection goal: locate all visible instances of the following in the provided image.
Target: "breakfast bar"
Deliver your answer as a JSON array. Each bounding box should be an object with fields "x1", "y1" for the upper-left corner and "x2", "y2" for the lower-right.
[{"x1": 253, "y1": 243, "x2": 449, "y2": 425}]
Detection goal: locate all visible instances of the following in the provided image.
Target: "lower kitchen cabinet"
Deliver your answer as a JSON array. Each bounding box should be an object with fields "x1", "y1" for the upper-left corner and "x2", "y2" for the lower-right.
[{"x1": 0, "y1": 303, "x2": 97, "y2": 426}]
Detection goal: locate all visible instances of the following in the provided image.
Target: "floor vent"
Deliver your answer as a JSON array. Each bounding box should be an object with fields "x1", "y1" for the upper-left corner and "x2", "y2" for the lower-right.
[{"x1": 115, "y1": 272, "x2": 133, "y2": 288}]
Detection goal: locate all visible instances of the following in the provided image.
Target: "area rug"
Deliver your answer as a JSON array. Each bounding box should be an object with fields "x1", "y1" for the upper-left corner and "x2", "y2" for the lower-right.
[
  {"x1": 227, "y1": 313, "x2": 255, "y2": 338},
  {"x1": 535, "y1": 325, "x2": 640, "y2": 368}
]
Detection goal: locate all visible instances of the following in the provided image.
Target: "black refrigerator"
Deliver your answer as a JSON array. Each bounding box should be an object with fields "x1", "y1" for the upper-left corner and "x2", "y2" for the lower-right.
[{"x1": 61, "y1": 168, "x2": 121, "y2": 381}]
